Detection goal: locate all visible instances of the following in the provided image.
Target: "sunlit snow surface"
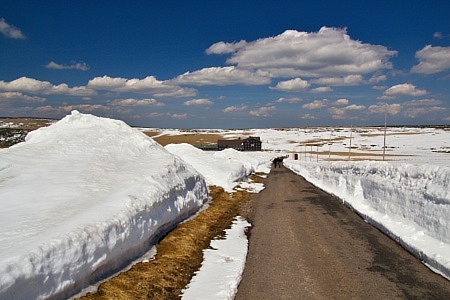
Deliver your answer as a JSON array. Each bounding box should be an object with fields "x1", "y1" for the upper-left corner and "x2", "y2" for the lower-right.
[
  {"x1": 165, "y1": 144, "x2": 270, "y2": 192},
  {"x1": 1, "y1": 113, "x2": 450, "y2": 299},
  {"x1": 157, "y1": 125, "x2": 450, "y2": 298},
  {"x1": 182, "y1": 217, "x2": 251, "y2": 300},
  {"x1": 284, "y1": 160, "x2": 450, "y2": 280},
  {"x1": 0, "y1": 111, "x2": 208, "y2": 299}
]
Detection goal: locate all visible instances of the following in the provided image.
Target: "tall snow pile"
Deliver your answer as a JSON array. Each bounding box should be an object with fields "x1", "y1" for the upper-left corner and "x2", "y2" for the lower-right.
[
  {"x1": 284, "y1": 160, "x2": 450, "y2": 279},
  {"x1": 165, "y1": 144, "x2": 264, "y2": 192},
  {"x1": 0, "y1": 111, "x2": 208, "y2": 300}
]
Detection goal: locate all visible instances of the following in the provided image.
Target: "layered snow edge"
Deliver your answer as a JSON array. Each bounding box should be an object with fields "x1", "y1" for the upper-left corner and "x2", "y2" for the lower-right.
[
  {"x1": 0, "y1": 111, "x2": 208, "y2": 299},
  {"x1": 284, "y1": 160, "x2": 450, "y2": 280},
  {"x1": 165, "y1": 144, "x2": 270, "y2": 192}
]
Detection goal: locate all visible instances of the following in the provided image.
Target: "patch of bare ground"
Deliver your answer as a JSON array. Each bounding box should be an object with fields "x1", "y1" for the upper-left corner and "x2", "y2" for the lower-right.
[
  {"x1": 142, "y1": 131, "x2": 161, "y2": 138},
  {"x1": 0, "y1": 117, "x2": 55, "y2": 130},
  {"x1": 144, "y1": 133, "x2": 224, "y2": 147},
  {"x1": 295, "y1": 136, "x2": 348, "y2": 145},
  {"x1": 80, "y1": 174, "x2": 264, "y2": 300}
]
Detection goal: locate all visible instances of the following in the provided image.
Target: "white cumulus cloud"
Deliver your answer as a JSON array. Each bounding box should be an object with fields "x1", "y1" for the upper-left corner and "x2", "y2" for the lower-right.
[
  {"x1": 328, "y1": 107, "x2": 346, "y2": 119},
  {"x1": 344, "y1": 104, "x2": 365, "y2": 110},
  {"x1": 382, "y1": 83, "x2": 427, "y2": 98},
  {"x1": 220, "y1": 27, "x2": 396, "y2": 78},
  {"x1": 184, "y1": 98, "x2": 213, "y2": 106},
  {"x1": 368, "y1": 102, "x2": 402, "y2": 115},
  {"x1": 33, "y1": 104, "x2": 111, "y2": 116},
  {"x1": 206, "y1": 40, "x2": 247, "y2": 54},
  {"x1": 0, "y1": 92, "x2": 45, "y2": 103},
  {"x1": 328, "y1": 104, "x2": 365, "y2": 120},
  {"x1": 87, "y1": 75, "x2": 196, "y2": 97},
  {"x1": 170, "y1": 113, "x2": 188, "y2": 119},
  {"x1": 311, "y1": 86, "x2": 333, "y2": 93},
  {"x1": 404, "y1": 99, "x2": 443, "y2": 107},
  {"x1": 172, "y1": 66, "x2": 270, "y2": 86},
  {"x1": 411, "y1": 45, "x2": 450, "y2": 74},
  {"x1": 270, "y1": 78, "x2": 310, "y2": 91},
  {"x1": 223, "y1": 104, "x2": 248, "y2": 113},
  {"x1": 45, "y1": 61, "x2": 90, "y2": 71},
  {"x1": 311, "y1": 75, "x2": 363, "y2": 86},
  {"x1": 404, "y1": 106, "x2": 446, "y2": 118},
  {"x1": 0, "y1": 77, "x2": 96, "y2": 96},
  {"x1": 369, "y1": 74, "x2": 387, "y2": 84},
  {"x1": 249, "y1": 106, "x2": 276, "y2": 117},
  {"x1": 0, "y1": 18, "x2": 26, "y2": 39},
  {"x1": 110, "y1": 98, "x2": 165, "y2": 106},
  {"x1": 334, "y1": 98, "x2": 349, "y2": 105},
  {"x1": 302, "y1": 99, "x2": 329, "y2": 109},
  {"x1": 273, "y1": 97, "x2": 303, "y2": 104},
  {"x1": 300, "y1": 114, "x2": 317, "y2": 119},
  {"x1": 148, "y1": 112, "x2": 164, "y2": 118}
]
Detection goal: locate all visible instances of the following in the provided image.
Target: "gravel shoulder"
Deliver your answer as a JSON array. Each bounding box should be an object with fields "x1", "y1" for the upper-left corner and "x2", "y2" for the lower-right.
[{"x1": 235, "y1": 165, "x2": 450, "y2": 299}]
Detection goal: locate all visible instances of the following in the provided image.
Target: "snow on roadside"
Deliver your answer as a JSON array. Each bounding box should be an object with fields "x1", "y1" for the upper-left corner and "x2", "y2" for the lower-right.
[
  {"x1": 165, "y1": 144, "x2": 272, "y2": 192},
  {"x1": 181, "y1": 217, "x2": 251, "y2": 300},
  {"x1": 0, "y1": 111, "x2": 208, "y2": 300},
  {"x1": 284, "y1": 160, "x2": 450, "y2": 279},
  {"x1": 3, "y1": 117, "x2": 449, "y2": 299}
]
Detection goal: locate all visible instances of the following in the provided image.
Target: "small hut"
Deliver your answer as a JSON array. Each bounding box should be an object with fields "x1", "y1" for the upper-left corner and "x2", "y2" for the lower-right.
[{"x1": 217, "y1": 136, "x2": 262, "y2": 151}]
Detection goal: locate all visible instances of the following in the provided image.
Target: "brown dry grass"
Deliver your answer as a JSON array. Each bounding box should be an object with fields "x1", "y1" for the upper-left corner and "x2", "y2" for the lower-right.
[
  {"x1": 145, "y1": 133, "x2": 224, "y2": 147},
  {"x1": 292, "y1": 136, "x2": 347, "y2": 146},
  {"x1": 0, "y1": 118, "x2": 55, "y2": 130},
  {"x1": 143, "y1": 131, "x2": 161, "y2": 138},
  {"x1": 80, "y1": 177, "x2": 260, "y2": 300}
]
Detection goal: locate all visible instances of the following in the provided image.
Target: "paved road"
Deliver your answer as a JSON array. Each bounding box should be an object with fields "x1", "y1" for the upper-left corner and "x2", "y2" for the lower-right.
[{"x1": 235, "y1": 166, "x2": 450, "y2": 299}]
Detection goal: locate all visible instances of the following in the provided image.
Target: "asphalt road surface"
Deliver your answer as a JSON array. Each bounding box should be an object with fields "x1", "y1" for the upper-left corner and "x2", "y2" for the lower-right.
[{"x1": 235, "y1": 165, "x2": 450, "y2": 299}]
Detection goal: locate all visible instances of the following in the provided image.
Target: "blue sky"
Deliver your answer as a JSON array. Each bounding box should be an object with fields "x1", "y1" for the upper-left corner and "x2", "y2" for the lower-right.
[{"x1": 1, "y1": 1, "x2": 450, "y2": 128}]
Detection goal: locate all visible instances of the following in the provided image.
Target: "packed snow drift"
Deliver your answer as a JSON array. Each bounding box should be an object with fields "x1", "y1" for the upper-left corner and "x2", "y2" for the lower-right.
[
  {"x1": 1, "y1": 113, "x2": 449, "y2": 299},
  {"x1": 0, "y1": 111, "x2": 208, "y2": 299},
  {"x1": 284, "y1": 160, "x2": 450, "y2": 279},
  {"x1": 165, "y1": 144, "x2": 270, "y2": 192}
]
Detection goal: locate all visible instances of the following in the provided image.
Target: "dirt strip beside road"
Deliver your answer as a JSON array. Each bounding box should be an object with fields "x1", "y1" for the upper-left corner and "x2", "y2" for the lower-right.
[{"x1": 235, "y1": 166, "x2": 450, "y2": 299}]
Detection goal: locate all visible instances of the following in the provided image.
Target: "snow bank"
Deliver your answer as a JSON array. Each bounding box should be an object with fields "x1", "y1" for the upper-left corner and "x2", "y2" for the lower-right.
[
  {"x1": 182, "y1": 217, "x2": 251, "y2": 300},
  {"x1": 0, "y1": 111, "x2": 208, "y2": 299},
  {"x1": 165, "y1": 144, "x2": 266, "y2": 192},
  {"x1": 214, "y1": 148, "x2": 272, "y2": 174},
  {"x1": 284, "y1": 160, "x2": 450, "y2": 279}
]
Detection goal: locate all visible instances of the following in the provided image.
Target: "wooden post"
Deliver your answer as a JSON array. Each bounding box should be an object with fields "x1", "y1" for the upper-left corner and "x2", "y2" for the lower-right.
[
  {"x1": 316, "y1": 145, "x2": 319, "y2": 162},
  {"x1": 348, "y1": 126, "x2": 353, "y2": 161},
  {"x1": 304, "y1": 144, "x2": 307, "y2": 161}
]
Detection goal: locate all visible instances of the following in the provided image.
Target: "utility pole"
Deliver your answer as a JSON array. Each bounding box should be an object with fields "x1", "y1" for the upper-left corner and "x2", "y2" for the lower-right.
[
  {"x1": 383, "y1": 103, "x2": 387, "y2": 161},
  {"x1": 316, "y1": 145, "x2": 319, "y2": 162},
  {"x1": 348, "y1": 126, "x2": 353, "y2": 161},
  {"x1": 304, "y1": 144, "x2": 307, "y2": 161}
]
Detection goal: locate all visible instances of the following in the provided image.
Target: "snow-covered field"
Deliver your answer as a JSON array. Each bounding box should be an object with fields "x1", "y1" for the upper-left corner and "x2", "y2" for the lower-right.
[{"x1": 1, "y1": 111, "x2": 449, "y2": 299}]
